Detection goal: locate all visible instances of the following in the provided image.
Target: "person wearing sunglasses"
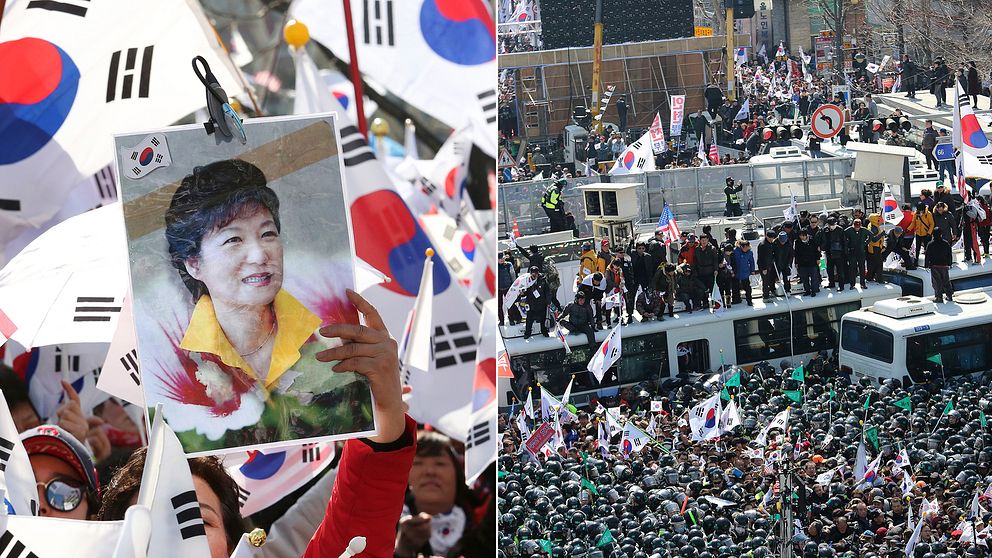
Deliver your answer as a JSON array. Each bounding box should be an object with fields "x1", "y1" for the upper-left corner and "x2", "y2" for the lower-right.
[{"x1": 21, "y1": 424, "x2": 100, "y2": 520}]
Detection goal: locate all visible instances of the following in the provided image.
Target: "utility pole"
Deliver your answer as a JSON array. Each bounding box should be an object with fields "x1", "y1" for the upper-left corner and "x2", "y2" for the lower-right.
[
  {"x1": 726, "y1": 2, "x2": 735, "y2": 101},
  {"x1": 833, "y1": 0, "x2": 845, "y2": 85},
  {"x1": 779, "y1": 468, "x2": 794, "y2": 558},
  {"x1": 590, "y1": 0, "x2": 605, "y2": 134}
]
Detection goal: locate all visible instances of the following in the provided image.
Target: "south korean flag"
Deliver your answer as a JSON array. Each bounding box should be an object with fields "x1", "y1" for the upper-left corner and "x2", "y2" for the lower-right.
[
  {"x1": 609, "y1": 131, "x2": 657, "y2": 175},
  {"x1": 123, "y1": 134, "x2": 172, "y2": 180}
]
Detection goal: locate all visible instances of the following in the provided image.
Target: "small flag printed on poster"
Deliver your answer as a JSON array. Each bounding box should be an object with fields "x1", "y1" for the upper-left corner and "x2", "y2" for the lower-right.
[
  {"x1": 125, "y1": 134, "x2": 172, "y2": 179},
  {"x1": 650, "y1": 401, "x2": 663, "y2": 413}
]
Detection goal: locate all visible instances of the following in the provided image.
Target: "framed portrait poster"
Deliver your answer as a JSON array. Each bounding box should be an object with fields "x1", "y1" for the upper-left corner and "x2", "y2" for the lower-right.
[{"x1": 115, "y1": 114, "x2": 376, "y2": 456}]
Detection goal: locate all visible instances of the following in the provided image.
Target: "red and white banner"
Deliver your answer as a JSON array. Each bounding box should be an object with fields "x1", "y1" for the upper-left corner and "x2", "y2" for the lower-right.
[
  {"x1": 649, "y1": 113, "x2": 667, "y2": 154},
  {"x1": 669, "y1": 95, "x2": 686, "y2": 137}
]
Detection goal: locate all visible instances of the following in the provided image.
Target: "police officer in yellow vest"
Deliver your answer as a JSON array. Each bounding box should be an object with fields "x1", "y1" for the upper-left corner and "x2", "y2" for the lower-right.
[
  {"x1": 543, "y1": 179, "x2": 566, "y2": 232},
  {"x1": 724, "y1": 176, "x2": 743, "y2": 217}
]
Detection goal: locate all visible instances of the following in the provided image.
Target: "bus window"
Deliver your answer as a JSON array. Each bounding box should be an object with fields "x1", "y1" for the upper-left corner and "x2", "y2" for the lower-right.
[
  {"x1": 792, "y1": 302, "x2": 860, "y2": 355},
  {"x1": 676, "y1": 339, "x2": 709, "y2": 376},
  {"x1": 906, "y1": 324, "x2": 992, "y2": 380},
  {"x1": 619, "y1": 333, "x2": 670, "y2": 384},
  {"x1": 880, "y1": 272, "x2": 924, "y2": 297},
  {"x1": 734, "y1": 313, "x2": 792, "y2": 364},
  {"x1": 840, "y1": 321, "x2": 894, "y2": 363},
  {"x1": 952, "y1": 272, "x2": 992, "y2": 291}
]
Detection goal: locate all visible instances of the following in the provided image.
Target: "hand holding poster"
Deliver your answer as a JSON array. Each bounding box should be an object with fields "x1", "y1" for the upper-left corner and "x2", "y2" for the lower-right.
[{"x1": 115, "y1": 115, "x2": 375, "y2": 455}]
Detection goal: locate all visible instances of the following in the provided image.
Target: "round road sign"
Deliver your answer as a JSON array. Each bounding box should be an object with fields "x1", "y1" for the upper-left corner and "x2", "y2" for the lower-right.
[{"x1": 811, "y1": 104, "x2": 845, "y2": 139}]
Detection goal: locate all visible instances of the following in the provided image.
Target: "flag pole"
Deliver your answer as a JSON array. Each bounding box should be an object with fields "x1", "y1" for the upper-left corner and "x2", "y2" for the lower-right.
[{"x1": 341, "y1": 0, "x2": 369, "y2": 137}]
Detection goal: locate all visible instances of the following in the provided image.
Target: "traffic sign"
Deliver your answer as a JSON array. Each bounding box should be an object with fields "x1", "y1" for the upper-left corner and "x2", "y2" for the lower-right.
[
  {"x1": 811, "y1": 104, "x2": 845, "y2": 139},
  {"x1": 498, "y1": 147, "x2": 516, "y2": 168},
  {"x1": 933, "y1": 142, "x2": 955, "y2": 162}
]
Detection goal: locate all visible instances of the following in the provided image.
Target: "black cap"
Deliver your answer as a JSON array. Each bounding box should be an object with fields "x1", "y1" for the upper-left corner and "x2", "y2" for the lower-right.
[{"x1": 529, "y1": 266, "x2": 540, "y2": 273}]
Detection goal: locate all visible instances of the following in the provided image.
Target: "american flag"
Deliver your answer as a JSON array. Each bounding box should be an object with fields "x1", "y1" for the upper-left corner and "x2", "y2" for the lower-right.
[
  {"x1": 958, "y1": 156, "x2": 969, "y2": 204},
  {"x1": 709, "y1": 144, "x2": 720, "y2": 165},
  {"x1": 656, "y1": 204, "x2": 681, "y2": 246}
]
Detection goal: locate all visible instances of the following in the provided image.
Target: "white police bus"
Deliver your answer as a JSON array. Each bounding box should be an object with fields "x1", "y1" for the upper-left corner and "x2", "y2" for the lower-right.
[
  {"x1": 883, "y1": 259, "x2": 992, "y2": 298},
  {"x1": 499, "y1": 282, "x2": 901, "y2": 409},
  {"x1": 838, "y1": 292, "x2": 992, "y2": 386}
]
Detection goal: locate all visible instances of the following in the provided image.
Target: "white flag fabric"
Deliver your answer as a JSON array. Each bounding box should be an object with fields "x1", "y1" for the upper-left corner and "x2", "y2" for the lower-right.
[
  {"x1": 399, "y1": 256, "x2": 434, "y2": 384},
  {"x1": 866, "y1": 62, "x2": 880, "y2": 74},
  {"x1": 718, "y1": 397, "x2": 741, "y2": 435},
  {"x1": 554, "y1": 324, "x2": 572, "y2": 355},
  {"x1": 901, "y1": 471, "x2": 915, "y2": 497},
  {"x1": 609, "y1": 131, "x2": 657, "y2": 175},
  {"x1": 755, "y1": 408, "x2": 790, "y2": 447},
  {"x1": 291, "y1": 0, "x2": 496, "y2": 143},
  {"x1": 854, "y1": 440, "x2": 867, "y2": 481},
  {"x1": 596, "y1": 403, "x2": 622, "y2": 437},
  {"x1": 861, "y1": 453, "x2": 882, "y2": 486},
  {"x1": 735, "y1": 99, "x2": 750, "y2": 121},
  {"x1": 710, "y1": 281, "x2": 724, "y2": 314},
  {"x1": 225, "y1": 441, "x2": 337, "y2": 517},
  {"x1": 597, "y1": 421, "x2": 610, "y2": 456},
  {"x1": 97, "y1": 293, "x2": 143, "y2": 406},
  {"x1": 906, "y1": 507, "x2": 925, "y2": 558},
  {"x1": 689, "y1": 393, "x2": 723, "y2": 441},
  {"x1": 540, "y1": 386, "x2": 562, "y2": 421},
  {"x1": 784, "y1": 192, "x2": 798, "y2": 221},
  {"x1": 320, "y1": 68, "x2": 379, "y2": 126},
  {"x1": 413, "y1": 127, "x2": 474, "y2": 220},
  {"x1": 139, "y1": 409, "x2": 212, "y2": 558},
  {"x1": 881, "y1": 184, "x2": 903, "y2": 225},
  {"x1": 815, "y1": 468, "x2": 836, "y2": 485},
  {"x1": 522, "y1": 390, "x2": 536, "y2": 420},
  {"x1": 646, "y1": 415, "x2": 657, "y2": 437},
  {"x1": 620, "y1": 421, "x2": 651, "y2": 456},
  {"x1": 0, "y1": 390, "x2": 38, "y2": 515},
  {"x1": 1, "y1": 514, "x2": 126, "y2": 557},
  {"x1": 111, "y1": 504, "x2": 152, "y2": 558},
  {"x1": 298, "y1": 50, "x2": 481, "y2": 442},
  {"x1": 952, "y1": 81, "x2": 992, "y2": 179},
  {"x1": 0, "y1": 0, "x2": 242, "y2": 252},
  {"x1": 464, "y1": 300, "x2": 498, "y2": 484},
  {"x1": 587, "y1": 324, "x2": 622, "y2": 383},
  {"x1": 502, "y1": 274, "x2": 535, "y2": 315},
  {"x1": 560, "y1": 376, "x2": 574, "y2": 409},
  {"x1": 228, "y1": 533, "x2": 261, "y2": 558},
  {"x1": 893, "y1": 448, "x2": 912, "y2": 474},
  {"x1": 0, "y1": 203, "x2": 128, "y2": 348},
  {"x1": 649, "y1": 113, "x2": 667, "y2": 154},
  {"x1": 515, "y1": 410, "x2": 530, "y2": 440}
]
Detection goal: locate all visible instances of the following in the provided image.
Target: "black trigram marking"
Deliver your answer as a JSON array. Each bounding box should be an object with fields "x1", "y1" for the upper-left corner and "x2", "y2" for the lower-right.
[
  {"x1": 120, "y1": 349, "x2": 140, "y2": 385},
  {"x1": 433, "y1": 321, "x2": 476, "y2": 369},
  {"x1": 26, "y1": 0, "x2": 88, "y2": 16},
  {"x1": 0, "y1": 199, "x2": 20, "y2": 211},
  {"x1": 477, "y1": 89, "x2": 497, "y2": 125},
  {"x1": 340, "y1": 125, "x2": 376, "y2": 167},
  {"x1": 362, "y1": 0, "x2": 394, "y2": 46},
  {"x1": 0, "y1": 437, "x2": 13, "y2": 472},
  {"x1": 73, "y1": 296, "x2": 121, "y2": 322},
  {"x1": 93, "y1": 165, "x2": 116, "y2": 200},
  {"x1": 171, "y1": 490, "x2": 206, "y2": 540},
  {"x1": 106, "y1": 46, "x2": 154, "y2": 102},
  {"x1": 54, "y1": 347, "x2": 80, "y2": 374},
  {"x1": 236, "y1": 484, "x2": 250, "y2": 508},
  {"x1": 465, "y1": 420, "x2": 492, "y2": 449},
  {"x1": 302, "y1": 443, "x2": 321, "y2": 463},
  {"x1": 0, "y1": 531, "x2": 38, "y2": 558},
  {"x1": 471, "y1": 297, "x2": 485, "y2": 313}
]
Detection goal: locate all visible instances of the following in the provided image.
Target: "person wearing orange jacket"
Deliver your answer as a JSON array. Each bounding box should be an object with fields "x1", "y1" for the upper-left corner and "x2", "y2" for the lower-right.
[{"x1": 896, "y1": 203, "x2": 916, "y2": 254}]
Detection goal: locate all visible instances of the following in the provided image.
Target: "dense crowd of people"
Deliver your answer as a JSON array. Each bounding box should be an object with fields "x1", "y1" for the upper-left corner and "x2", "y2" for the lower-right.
[
  {"x1": 500, "y1": 181, "x2": 992, "y2": 337},
  {"x1": 497, "y1": 357, "x2": 992, "y2": 558}
]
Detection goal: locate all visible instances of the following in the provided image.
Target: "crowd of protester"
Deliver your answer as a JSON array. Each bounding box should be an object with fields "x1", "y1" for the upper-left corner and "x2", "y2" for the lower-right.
[
  {"x1": 500, "y1": 181, "x2": 992, "y2": 339},
  {"x1": 497, "y1": 356, "x2": 992, "y2": 557}
]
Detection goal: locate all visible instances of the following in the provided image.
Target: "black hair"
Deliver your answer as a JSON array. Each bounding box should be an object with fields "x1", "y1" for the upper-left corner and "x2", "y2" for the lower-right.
[
  {"x1": 97, "y1": 448, "x2": 248, "y2": 552},
  {"x1": 164, "y1": 160, "x2": 280, "y2": 301}
]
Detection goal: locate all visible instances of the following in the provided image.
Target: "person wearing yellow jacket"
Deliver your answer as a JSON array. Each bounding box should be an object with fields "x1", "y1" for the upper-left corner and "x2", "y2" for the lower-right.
[
  {"x1": 866, "y1": 213, "x2": 886, "y2": 283},
  {"x1": 577, "y1": 242, "x2": 598, "y2": 283},
  {"x1": 912, "y1": 202, "x2": 936, "y2": 262}
]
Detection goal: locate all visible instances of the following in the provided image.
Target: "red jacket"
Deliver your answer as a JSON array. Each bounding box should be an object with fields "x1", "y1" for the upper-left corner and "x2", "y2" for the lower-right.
[{"x1": 303, "y1": 415, "x2": 417, "y2": 557}]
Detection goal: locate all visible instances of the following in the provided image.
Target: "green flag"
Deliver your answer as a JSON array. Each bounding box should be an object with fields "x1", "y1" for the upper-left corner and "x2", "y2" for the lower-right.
[
  {"x1": 863, "y1": 394, "x2": 871, "y2": 410},
  {"x1": 580, "y1": 451, "x2": 589, "y2": 462},
  {"x1": 944, "y1": 400, "x2": 954, "y2": 415},
  {"x1": 893, "y1": 396, "x2": 912, "y2": 412},
  {"x1": 983, "y1": 411, "x2": 988, "y2": 429},
  {"x1": 726, "y1": 371, "x2": 741, "y2": 387},
  {"x1": 497, "y1": 470, "x2": 507, "y2": 479},
  {"x1": 783, "y1": 390, "x2": 802, "y2": 403},
  {"x1": 596, "y1": 528, "x2": 614, "y2": 547},
  {"x1": 721, "y1": 387, "x2": 731, "y2": 401},
  {"x1": 538, "y1": 540, "x2": 553, "y2": 553},
  {"x1": 829, "y1": 386, "x2": 835, "y2": 401},
  {"x1": 581, "y1": 477, "x2": 600, "y2": 495},
  {"x1": 865, "y1": 426, "x2": 879, "y2": 450},
  {"x1": 927, "y1": 353, "x2": 943, "y2": 366},
  {"x1": 792, "y1": 365, "x2": 805, "y2": 383}
]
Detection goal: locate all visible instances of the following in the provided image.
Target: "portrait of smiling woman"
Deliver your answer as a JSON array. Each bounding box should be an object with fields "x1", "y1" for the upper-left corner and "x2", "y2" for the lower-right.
[{"x1": 149, "y1": 156, "x2": 374, "y2": 453}]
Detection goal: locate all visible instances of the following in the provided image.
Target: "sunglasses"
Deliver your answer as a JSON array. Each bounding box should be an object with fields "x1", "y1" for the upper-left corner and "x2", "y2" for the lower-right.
[{"x1": 37, "y1": 477, "x2": 87, "y2": 512}]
